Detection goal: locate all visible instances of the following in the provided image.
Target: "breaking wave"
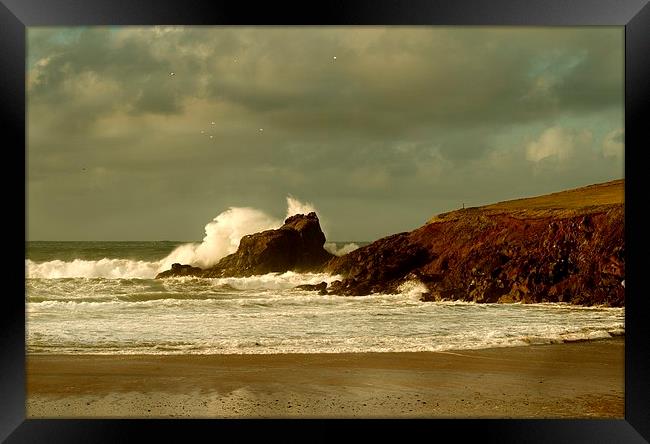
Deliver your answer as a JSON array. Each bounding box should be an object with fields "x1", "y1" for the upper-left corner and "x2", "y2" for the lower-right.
[
  {"x1": 27, "y1": 195, "x2": 323, "y2": 279},
  {"x1": 26, "y1": 258, "x2": 161, "y2": 279},
  {"x1": 160, "y1": 195, "x2": 319, "y2": 269}
]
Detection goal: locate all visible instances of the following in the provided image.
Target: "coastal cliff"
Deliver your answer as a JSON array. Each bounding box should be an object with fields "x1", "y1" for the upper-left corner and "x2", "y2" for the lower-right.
[
  {"x1": 157, "y1": 180, "x2": 624, "y2": 306},
  {"x1": 326, "y1": 179, "x2": 624, "y2": 306}
]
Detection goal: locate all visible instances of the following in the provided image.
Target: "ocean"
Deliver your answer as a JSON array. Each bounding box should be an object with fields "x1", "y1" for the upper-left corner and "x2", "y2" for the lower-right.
[{"x1": 26, "y1": 241, "x2": 625, "y2": 355}]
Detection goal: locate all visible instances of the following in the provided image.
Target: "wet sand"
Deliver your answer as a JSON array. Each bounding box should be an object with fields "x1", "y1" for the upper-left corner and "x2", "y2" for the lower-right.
[{"x1": 26, "y1": 338, "x2": 624, "y2": 418}]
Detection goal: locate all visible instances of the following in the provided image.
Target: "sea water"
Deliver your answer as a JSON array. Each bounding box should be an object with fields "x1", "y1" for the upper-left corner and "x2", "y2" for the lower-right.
[{"x1": 25, "y1": 241, "x2": 624, "y2": 355}]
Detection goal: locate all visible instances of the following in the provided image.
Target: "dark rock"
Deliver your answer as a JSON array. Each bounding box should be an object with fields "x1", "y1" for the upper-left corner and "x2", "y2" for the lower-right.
[
  {"x1": 295, "y1": 282, "x2": 328, "y2": 292},
  {"x1": 324, "y1": 203, "x2": 624, "y2": 306},
  {"x1": 325, "y1": 232, "x2": 432, "y2": 296},
  {"x1": 156, "y1": 263, "x2": 204, "y2": 278},
  {"x1": 157, "y1": 212, "x2": 334, "y2": 279}
]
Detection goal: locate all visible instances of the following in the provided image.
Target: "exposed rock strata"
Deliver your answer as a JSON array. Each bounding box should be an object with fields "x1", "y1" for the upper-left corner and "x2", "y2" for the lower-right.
[{"x1": 325, "y1": 180, "x2": 624, "y2": 306}]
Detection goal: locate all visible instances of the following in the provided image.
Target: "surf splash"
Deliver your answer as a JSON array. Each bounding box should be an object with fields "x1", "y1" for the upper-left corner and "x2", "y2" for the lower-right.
[
  {"x1": 285, "y1": 195, "x2": 316, "y2": 219},
  {"x1": 27, "y1": 195, "x2": 326, "y2": 279},
  {"x1": 160, "y1": 195, "x2": 320, "y2": 270},
  {"x1": 26, "y1": 258, "x2": 161, "y2": 279},
  {"x1": 158, "y1": 207, "x2": 281, "y2": 270}
]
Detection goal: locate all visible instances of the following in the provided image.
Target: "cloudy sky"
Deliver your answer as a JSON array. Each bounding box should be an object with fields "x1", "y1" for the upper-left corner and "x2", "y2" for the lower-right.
[{"x1": 27, "y1": 27, "x2": 624, "y2": 241}]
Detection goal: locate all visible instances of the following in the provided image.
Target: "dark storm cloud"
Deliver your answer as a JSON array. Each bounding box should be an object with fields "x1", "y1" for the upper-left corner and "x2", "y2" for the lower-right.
[{"x1": 27, "y1": 27, "x2": 624, "y2": 241}]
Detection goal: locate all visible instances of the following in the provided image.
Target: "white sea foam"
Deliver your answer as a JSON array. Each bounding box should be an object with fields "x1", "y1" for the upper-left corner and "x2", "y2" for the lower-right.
[
  {"x1": 26, "y1": 258, "x2": 161, "y2": 279},
  {"x1": 27, "y1": 270, "x2": 625, "y2": 356},
  {"x1": 192, "y1": 271, "x2": 340, "y2": 290},
  {"x1": 286, "y1": 195, "x2": 316, "y2": 219},
  {"x1": 397, "y1": 279, "x2": 430, "y2": 300},
  {"x1": 27, "y1": 322, "x2": 625, "y2": 355},
  {"x1": 160, "y1": 195, "x2": 320, "y2": 269},
  {"x1": 26, "y1": 270, "x2": 341, "y2": 301},
  {"x1": 159, "y1": 207, "x2": 281, "y2": 270},
  {"x1": 27, "y1": 195, "x2": 325, "y2": 279}
]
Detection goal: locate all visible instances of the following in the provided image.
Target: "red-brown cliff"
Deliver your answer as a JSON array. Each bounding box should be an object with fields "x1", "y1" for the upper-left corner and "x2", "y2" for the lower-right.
[{"x1": 325, "y1": 180, "x2": 624, "y2": 306}]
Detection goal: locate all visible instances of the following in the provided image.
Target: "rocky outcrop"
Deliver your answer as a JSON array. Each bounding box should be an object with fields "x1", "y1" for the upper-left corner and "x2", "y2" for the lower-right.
[
  {"x1": 325, "y1": 180, "x2": 625, "y2": 307},
  {"x1": 156, "y1": 212, "x2": 334, "y2": 279},
  {"x1": 326, "y1": 232, "x2": 433, "y2": 296},
  {"x1": 156, "y1": 263, "x2": 203, "y2": 279},
  {"x1": 295, "y1": 282, "x2": 328, "y2": 295}
]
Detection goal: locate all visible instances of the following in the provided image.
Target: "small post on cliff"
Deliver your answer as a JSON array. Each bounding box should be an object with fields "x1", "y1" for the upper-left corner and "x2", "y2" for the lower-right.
[{"x1": 462, "y1": 203, "x2": 464, "y2": 210}]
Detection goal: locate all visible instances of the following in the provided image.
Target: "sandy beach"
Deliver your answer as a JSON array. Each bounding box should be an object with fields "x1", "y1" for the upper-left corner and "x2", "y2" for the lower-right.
[{"x1": 26, "y1": 338, "x2": 624, "y2": 418}]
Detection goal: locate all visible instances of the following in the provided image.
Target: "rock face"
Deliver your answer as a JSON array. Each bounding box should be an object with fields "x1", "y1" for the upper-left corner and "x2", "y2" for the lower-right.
[
  {"x1": 325, "y1": 180, "x2": 625, "y2": 307},
  {"x1": 326, "y1": 233, "x2": 433, "y2": 296},
  {"x1": 156, "y1": 212, "x2": 334, "y2": 278},
  {"x1": 157, "y1": 180, "x2": 624, "y2": 307}
]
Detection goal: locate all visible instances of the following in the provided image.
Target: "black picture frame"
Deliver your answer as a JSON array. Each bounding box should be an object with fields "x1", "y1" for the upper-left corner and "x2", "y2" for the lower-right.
[{"x1": 3, "y1": 0, "x2": 649, "y2": 442}]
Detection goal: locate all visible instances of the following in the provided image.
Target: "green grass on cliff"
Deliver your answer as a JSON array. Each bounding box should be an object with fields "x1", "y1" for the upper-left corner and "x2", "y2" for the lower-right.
[{"x1": 429, "y1": 179, "x2": 624, "y2": 223}]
